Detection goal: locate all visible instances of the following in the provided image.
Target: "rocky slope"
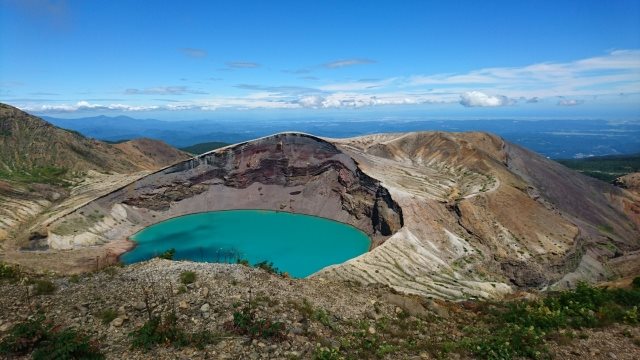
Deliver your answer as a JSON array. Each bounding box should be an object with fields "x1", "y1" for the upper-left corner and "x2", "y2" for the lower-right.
[
  {"x1": 0, "y1": 104, "x2": 189, "y2": 175},
  {"x1": 322, "y1": 133, "x2": 639, "y2": 298},
  {"x1": 19, "y1": 131, "x2": 637, "y2": 301},
  {"x1": 616, "y1": 172, "x2": 640, "y2": 195},
  {"x1": 0, "y1": 260, "x2": 638, "y2": 359},
  {"x1": 0, "y1": 104, "x2": 191, "y2": 258}
]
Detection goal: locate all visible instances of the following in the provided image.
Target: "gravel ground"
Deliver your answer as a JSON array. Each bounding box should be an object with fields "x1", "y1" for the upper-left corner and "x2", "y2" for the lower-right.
[{"x1": 1, "y1": 259, "x2": 638, "y2": 359}]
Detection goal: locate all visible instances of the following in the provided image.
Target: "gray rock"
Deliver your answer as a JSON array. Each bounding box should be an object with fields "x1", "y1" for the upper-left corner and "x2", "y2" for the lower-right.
[
  {"x1": 0, "y1": 323, "x2": 12, "y2": 332},
  {"x1": 200, "y1": 303, "x2": 210, "y2": 312},
  {"x1": 75, "y1": 304, "x2": 88, "y2": 315},
  {"x1": 111, "y1": 317, "x2": 124, "y2": 327},
  {"x1": 382, "y1": 293, "x2": 429, "y2": 318}
]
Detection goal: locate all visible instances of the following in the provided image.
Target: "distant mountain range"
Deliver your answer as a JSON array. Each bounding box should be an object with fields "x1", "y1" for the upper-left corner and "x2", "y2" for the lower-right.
[{"x1": 44, "y1": 115, "x2": 640, "y2": 159}]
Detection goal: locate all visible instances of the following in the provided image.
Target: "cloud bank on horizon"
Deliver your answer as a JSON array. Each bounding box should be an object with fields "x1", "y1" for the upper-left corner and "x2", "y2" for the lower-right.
[
  {"x1": 1, "y1": 0, "x2": 639, "y2": 119},
  {"x1": 13, "y1": 50, "x2": 639, "y2": 116}
]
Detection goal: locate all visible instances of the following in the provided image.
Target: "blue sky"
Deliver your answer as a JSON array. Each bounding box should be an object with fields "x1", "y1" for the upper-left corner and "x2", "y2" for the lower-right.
[{"x1": 1, "y1": 0, "x2": 639, "y2": 120}]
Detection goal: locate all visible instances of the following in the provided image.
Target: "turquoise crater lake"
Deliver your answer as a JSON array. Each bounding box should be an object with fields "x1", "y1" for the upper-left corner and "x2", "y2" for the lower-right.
[{"x1": 121, "y1": 210, "x2": 371, "y2": 278}]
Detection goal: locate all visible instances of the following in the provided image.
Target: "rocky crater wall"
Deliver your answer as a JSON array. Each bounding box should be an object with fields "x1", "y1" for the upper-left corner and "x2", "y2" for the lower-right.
[{"x1": 46, "y1": 133, "x2": 403, "y2": 251}]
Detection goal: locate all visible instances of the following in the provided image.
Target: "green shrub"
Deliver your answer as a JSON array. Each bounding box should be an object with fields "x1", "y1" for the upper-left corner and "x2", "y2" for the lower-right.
[
  {"x1": 0, "y1": 314, "x2": 103, "y2": 359},
  {"x1": 255, "y1": 261, "x2": 280, "y2": 275},
  {"x1": 129, "y1": 313, "x2": 216, "y2": 350},
  {"x1": 225, "y1": 306, "x2": 286, "y2": 340},
  {"x1": 236, "y1": 258, "x2": 250, "y2": 266},
  {"x1": 157, "y1": 248, "x2": 176, "y2": 260},
  {"x1": 314, "y1": 308, "x2": 335, "y2": 329},
  {"x1": 99, "y1": 309, "x2": 117, "y2": 325},
  {"x1": 632, "y1": 277, "x2": 640, "y2": 289},
  {"x1": 462, "y1": 324, "x2": 546, "y2": 359},
  {"x1": 314, "y1": 346, "x2": 343, "y2": 360},
  {"x1": 0, "y1": 314, "x2": 49, "y2": 355},
  {"x1": 32, "y1": 328, "x2": 104, "y2": 360},
  {"x1": 32, "y1": 279, "x2": 56, "y2": 295},
  {"x1": 459, "y1": 282, "x2": 640, "y2": 359},
  {"x1": 180, "y1": 271, "x2": 197, "y2": 285},
  {"x1": 0, "y1": 263, "x2": 19, "y2": 281}
]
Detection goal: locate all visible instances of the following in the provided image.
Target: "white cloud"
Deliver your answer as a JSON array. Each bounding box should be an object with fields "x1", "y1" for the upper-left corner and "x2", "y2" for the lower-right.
[
  {"x1": 180, "y1": 48, "x2": 207, "y2": 58},
  {"x1": 319, "y1": 78, "x2": 398, "y2": 91},
  {"x1": 459, "y1": 91, "x2": 514, "y2": 107},
  {"x1": 226, "y1": 61, "x2": 260, "y2": 69},
  {"x1": 557, "y1": 99, "x2": 584, "y2": 106},
  {"x1": 125, "y1": 86, "x2": 206, "y2": 95},
  {"x1": 14, "y1": 49, "x2": 640, "y2": 114},
  {"x1": 323, "y1": 58, "x2": 375, "y2": 69},
  {"x1": 21, "y1": 101, "x2": 160, "y2": 113},
  {"x1": 294, "y1": 92, "x2": 443, "y2": 109},
  {"x1": 410, "y1": 50, "x2": 640, "y2": 99}
]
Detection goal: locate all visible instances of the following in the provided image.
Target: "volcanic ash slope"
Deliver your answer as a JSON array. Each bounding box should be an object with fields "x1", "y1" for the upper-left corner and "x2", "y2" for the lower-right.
[
  {"x1": 318, "y1": 132, "x2": 640, "y2": 299},
  {"x1": 45, "y1": 132, "x2": 640, "y2": 300}
]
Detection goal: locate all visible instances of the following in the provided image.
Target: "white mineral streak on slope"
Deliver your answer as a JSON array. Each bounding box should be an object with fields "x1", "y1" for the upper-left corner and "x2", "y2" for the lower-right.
[
  {"x1": 316, "y1": 133, "x2": 511, "y2": 299},
  {"x1": 43, "y1": 172, "x2": 150, "y2": 249}
]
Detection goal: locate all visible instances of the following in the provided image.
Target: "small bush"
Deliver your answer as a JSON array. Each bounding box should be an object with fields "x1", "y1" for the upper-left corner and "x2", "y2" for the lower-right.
[
  {"x1": 457, "y1": 281, "x2": 640, "y2": 359},
  {"x1": 32, "y1": 279, "x2": 56, "y2": 295},
  {"x1": 0, "y1": 314, "x2": 103, "y2": 359},
  {"x1": 129, "y1": 313, "x2": 216, "y2": 350},
  {"x1": 632, "y1": 277, "x2": 640, "y2": 289},
  {"x1": 225, "y1": 306, "x2": 286, "y2": 340},
  {"x1": 157, "y1": 248, "x2": 176, "y2": 260},
  {"x1": 236, "y1": 258, "x2": 250, "y2": 266},
  {"x1": 99, "y1": 309, "x2": 117, "y2": 325},
  {"x1": 255, "y1": 261, "x2": 280, "y2": 275},
  {"x1": 0, "y1": 263, "x2": 19, "y2": 280},
  {"x1": 180, "y1": 271, "x2": 197, "y2": 285},
  {"x1": 31, "y1": 328, "x2": 104, "y2": 360},
  {"x1": 314, "y1": 346, "x2": 343, "y2": 360},
  {"x1": 0, "y1": 314, "x2": 49, "y2": 355}
]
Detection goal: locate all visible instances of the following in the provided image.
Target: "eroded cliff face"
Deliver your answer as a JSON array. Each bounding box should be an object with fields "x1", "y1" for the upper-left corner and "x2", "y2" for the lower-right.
[
  {"x1": 319, "y1": 132, "x2": 640, "y2": 299},
  {"x1": 11, "y1": 131, "x2": 639, "y2": 300},
  {"x1": 46, "y1": 133, "x2": 403, "y2": 251}
]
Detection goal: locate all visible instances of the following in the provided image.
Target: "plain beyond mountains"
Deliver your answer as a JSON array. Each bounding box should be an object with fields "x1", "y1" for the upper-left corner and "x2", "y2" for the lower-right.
[{"x1": 44, "y1": 115, "x2": 640, "y2": 159}]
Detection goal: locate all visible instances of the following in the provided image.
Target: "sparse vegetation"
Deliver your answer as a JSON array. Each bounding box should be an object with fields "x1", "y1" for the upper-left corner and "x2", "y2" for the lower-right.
[
  {"x1": 225, "y1": 305, "x2": 286, "y2": 340},
  {"x1": 179, "y1": 271, "x2": 197, "y2": 285},
  {"x1": 0, "y1": 262, "x2": 19, "y2": 281},
  {"x1": 0, "y1": 166, "x2": 70, "y2": 186},
  {"x1": 128, "y1": 281, "x2": 219, "y2": 351},
  {"x1": 30, "y1": 279, "x2": 56, "y2": 295},
  {"x1": 157, "y1": 248, "x2": 176, "y2": 260},
  {"x1": 255, "y1": 260, "x2": 280, "y2": 275},
  {"x1": 235, "y1": 258, "x2": 284, "y2": 276},
  {"x1": 129, "y1": 312, "x2": 217, "y2": 350},
  {"x1": 0, "y1": 314, "x2": 104, "y2": 359},
  {"x1": 99, "y1": 308, "x2": 117, "y2": 325},
  {"x1": 314, "y1": 346, "x2": 343, "y2": 360},
  {"x1": 446, "y1": 282, "x2": 640, "y2": 359}
]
